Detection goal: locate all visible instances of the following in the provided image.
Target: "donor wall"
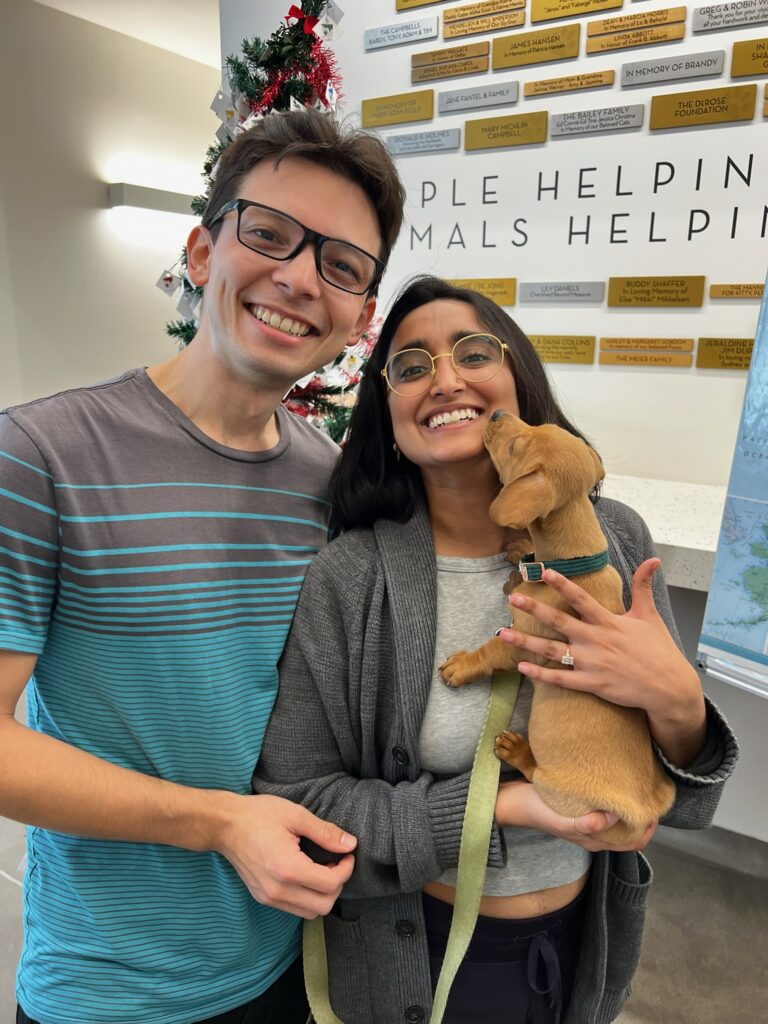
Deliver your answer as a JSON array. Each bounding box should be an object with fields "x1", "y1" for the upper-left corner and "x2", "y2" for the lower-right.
[{"x1": 225, "y1": 0, "x2": 768, "y2": 485}]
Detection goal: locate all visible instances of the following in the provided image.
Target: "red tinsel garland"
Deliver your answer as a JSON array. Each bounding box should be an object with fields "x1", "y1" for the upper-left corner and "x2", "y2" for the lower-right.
[{"x1": 251, "y1": 39, "x2": 342, "y2": 116}]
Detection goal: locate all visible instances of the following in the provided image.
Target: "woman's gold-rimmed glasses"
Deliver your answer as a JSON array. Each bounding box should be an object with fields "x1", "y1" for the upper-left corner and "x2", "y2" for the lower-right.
[{"x1": 381, "y1": 334, "x2": 510, "y2": 397}]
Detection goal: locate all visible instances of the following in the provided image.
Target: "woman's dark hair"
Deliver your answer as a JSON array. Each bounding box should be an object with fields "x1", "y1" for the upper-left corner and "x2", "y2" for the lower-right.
[{"x1": 330, "y1": 274, "x2": 599, "y2": 531}]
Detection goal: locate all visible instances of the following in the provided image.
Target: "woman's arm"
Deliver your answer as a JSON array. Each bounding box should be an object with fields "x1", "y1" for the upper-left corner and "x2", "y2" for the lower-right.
[
  {"x1": 499, "y1": 546, "x2": 738, "y2": 832},
  {"x1": 253, "y1": 552, "x2": 505, "y2": 898}
]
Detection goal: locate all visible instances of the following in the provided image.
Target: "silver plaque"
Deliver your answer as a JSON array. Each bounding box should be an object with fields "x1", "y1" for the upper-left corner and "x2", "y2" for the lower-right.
[
  {"x1": 550, "y1": 104, "x2": 644, "y2": 137},
  {"x1": 364, "y1": 17, "x2": 438, "y2": 51},
  {"x1": 519, "y1": 282, "x2": 606, "y2": 303},
  {"x1": 385, "y1": 128, "x2": 461, "y2": 155},
  {"x1": 622, "y1": 50, "x2": 725, "y2": 86},
  {"x1": 437, "y1": 81, "x2": 519, "y2": 114},
  {"x1": 692, "y1": 0, "x2": 768, "y2": 33}
]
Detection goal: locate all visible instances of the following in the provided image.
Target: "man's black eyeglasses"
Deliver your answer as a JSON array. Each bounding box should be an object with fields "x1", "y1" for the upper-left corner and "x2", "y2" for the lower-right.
[{"x1": 207, "y1": 199, "x2": 384, "y2": 296}]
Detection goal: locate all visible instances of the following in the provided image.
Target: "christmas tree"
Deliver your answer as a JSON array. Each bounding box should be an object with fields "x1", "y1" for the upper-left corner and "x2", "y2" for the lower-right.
[{"x1": 161, "y1": 3, "x2": 377, "y2": 442}]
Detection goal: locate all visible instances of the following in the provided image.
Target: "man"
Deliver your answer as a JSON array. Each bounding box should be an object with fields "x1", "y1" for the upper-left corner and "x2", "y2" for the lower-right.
[{"x1": 0, "y1": 109, "x2": 405, "y2": 1024}]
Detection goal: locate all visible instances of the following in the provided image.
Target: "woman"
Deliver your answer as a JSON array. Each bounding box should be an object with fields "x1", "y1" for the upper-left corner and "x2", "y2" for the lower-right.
[{"x1": 253, "y1": 276, "x2": 738, "y2": 1024}]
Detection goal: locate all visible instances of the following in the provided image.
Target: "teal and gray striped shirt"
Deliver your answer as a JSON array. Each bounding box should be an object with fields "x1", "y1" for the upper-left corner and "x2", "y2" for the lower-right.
[{"x1": 0, "y1": 368, "x2": 339, "y2": 1024}]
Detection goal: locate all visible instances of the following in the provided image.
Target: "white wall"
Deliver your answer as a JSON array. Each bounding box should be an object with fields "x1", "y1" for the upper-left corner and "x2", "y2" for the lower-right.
[
  {"x1": 0, "y1": 188, "x2": 23, "y2": 403},
  {"x1": 222, "y1": 0, "x2": 767, "y2": 487},
  {"x1": 0, "y1": 0, "x2": 219, "y2": 408}
]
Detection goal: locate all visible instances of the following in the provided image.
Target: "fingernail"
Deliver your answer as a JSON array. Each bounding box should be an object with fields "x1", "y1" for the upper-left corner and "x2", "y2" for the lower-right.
[
  {"x1": 340, "y1": 832, "x2": 356, "y2": 848},
  {"x1": 509, "y1": 595, "x2": 525, "y2": 607}
]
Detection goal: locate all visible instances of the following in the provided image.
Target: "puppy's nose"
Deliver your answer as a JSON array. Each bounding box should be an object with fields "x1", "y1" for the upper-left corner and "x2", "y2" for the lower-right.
[{"x1": 490, "y1": 409, "x2": 507, "y2": 422}]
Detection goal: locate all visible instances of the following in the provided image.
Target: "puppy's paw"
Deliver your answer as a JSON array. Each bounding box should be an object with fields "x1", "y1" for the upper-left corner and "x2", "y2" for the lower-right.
[
  {"x1": 494, "y1": 731, "x2": 536, "y2": 776},
  {"x1": 439, "y1": 652, "x2": 478, "y2": 688}
]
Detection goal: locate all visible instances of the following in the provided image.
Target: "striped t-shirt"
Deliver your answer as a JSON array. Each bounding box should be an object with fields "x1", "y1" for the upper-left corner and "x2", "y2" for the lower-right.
[{"x1": 0, "y1": 368, "x2": 339, "y2": 1024}]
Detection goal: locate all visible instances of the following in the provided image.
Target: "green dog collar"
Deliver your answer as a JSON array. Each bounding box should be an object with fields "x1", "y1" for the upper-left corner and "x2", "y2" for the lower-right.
[{"x1": 518, "y1": 549, "x2": 610, "y2": 583}]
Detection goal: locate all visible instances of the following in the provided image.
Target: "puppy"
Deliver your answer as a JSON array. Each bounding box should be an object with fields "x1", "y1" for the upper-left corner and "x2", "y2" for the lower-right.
[{"x1": 440, "y1": 411, "x2": 675, "y2": 844}]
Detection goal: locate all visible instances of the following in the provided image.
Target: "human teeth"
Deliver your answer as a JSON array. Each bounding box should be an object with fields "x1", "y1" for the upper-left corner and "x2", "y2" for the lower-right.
[
  {"x1": 427, "y1": 408, "x2": 480, "y2": 429},
  {"x1": 252, "y1": 306, "x2": 310, "y2": 337}
]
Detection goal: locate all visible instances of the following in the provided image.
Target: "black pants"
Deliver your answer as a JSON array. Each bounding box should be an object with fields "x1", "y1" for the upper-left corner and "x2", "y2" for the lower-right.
[
  {"x1": 17, "y1": 955, "x2": 309, "y2": 1024},
  {"x1": 424, "y1": 888, "x2": 587, "y2": 1024}
]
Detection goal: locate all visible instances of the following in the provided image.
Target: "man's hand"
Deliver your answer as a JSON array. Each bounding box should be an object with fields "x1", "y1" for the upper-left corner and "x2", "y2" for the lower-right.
[{"x1": 216, "y1": 793, "x2": 357, "y2": 918}]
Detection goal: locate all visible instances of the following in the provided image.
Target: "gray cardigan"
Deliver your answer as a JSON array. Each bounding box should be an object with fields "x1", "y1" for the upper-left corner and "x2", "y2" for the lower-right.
[{"x1": 254, "y1": 498, "x2": 738, "y2": 1024}]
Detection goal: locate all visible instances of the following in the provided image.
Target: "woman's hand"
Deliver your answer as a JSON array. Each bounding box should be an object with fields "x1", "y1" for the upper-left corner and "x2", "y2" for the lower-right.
[
  {"x1": 495, "y1": 781, "x2": 657, "y2": 852},
  {"x1": 499, "y1": 559, "x2": 707, "y2": 767}
]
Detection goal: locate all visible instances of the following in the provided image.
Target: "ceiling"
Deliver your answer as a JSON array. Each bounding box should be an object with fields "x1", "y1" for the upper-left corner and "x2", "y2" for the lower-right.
[{"x1": 33, "y1": 0, "x2": 221, "y2": 68}]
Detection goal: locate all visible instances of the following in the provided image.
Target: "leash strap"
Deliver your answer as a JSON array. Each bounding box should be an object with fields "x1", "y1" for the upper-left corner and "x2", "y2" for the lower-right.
[
  {"x1": 303, "y1": 915, "x2": 342, "y2": 1024},
  {"x1": 303, "y1": 669, "x2": 521, "y2": 1024},
  {"x1": 428, "y1": 669, "x2": 521, "y2": 1024}
]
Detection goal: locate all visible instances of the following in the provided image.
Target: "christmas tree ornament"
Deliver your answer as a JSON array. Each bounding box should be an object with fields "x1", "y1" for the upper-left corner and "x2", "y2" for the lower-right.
[{"x1": 155, "y1": 270, "x2": 182, "y2": 296}]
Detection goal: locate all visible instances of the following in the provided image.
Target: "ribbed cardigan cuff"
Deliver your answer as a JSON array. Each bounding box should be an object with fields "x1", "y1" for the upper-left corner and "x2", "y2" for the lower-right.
[
  {"x1": 426, "y1": 772, "x2": 505, "y2": 870},
  {"x1": 655, "y1": 695, "x2": 739, "y2": 786}
]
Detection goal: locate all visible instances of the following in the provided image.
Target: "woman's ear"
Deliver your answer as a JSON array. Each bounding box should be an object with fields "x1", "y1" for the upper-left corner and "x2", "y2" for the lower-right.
[{"x1": 186, "y1": 225, "x2": 213, "y2": 287}]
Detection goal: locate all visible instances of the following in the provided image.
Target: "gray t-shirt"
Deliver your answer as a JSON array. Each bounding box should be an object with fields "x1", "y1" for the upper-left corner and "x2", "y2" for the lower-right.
[{"x1": 419, "y1": 553, "x2": 591, "y2": 897}]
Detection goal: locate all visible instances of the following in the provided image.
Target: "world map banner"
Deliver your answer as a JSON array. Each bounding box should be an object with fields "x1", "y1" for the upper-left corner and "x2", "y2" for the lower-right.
[{"x1": 698, "y1": 272, "x2": 768, "y2": 699}]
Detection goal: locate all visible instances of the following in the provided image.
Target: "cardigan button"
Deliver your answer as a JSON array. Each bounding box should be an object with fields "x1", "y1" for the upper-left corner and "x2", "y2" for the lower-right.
[
  {"x1": 404, "y1": 1007, "x2": 425, "y2": 1023},
  {"x1": 392, "y1": 746, "x2": 409, "y2": 766},
  {"x1": 395, "y1": 918, "x2": 415, "y2": 937}
]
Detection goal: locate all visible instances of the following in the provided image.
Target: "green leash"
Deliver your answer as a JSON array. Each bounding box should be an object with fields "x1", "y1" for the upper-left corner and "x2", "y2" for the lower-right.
[
  {"x1": 428, "y1": 668, "x2": 521, "y2": 1024},
  {"x1": 303, "y1": 669, "x2": 521, "y2": 1024}
]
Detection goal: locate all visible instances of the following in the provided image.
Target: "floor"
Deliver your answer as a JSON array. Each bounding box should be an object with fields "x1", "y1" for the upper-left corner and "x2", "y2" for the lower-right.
[{"x1": 2, "y1": 819, "x2": 766, "y2": 1022}]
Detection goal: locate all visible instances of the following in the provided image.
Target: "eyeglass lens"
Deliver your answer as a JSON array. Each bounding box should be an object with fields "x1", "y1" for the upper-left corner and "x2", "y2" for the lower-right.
[
  {"x1": 386, "y1": 335, "x2": 504, "y2": 395},
  {"x1": 237, "y1": 205, "x2": 377, "y2": 293}
]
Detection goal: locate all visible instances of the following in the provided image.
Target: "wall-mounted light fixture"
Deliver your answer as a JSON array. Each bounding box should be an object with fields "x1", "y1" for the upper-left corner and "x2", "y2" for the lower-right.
[{"x1": 107, "y1": 183, "x2": 196, "y2": 216}]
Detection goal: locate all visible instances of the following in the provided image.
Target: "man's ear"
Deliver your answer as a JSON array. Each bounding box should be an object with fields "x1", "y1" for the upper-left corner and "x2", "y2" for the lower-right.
[
  {"x1": 347, "y1": 298, "x2": 376, "y2": 346},
  {"x1": 186, "y1": 225, "x2": 214, "y2": 287}
]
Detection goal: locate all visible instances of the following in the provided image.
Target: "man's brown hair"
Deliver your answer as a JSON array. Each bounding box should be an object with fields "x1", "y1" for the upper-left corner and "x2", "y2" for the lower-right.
[{"x1": 202, "y1": 109, "x2": 405, "y2": 288}]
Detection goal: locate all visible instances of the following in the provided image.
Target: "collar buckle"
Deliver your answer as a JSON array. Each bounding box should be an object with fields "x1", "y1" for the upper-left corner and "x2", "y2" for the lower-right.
[{"x1": 518, "y1": 560, "x2": 546, "y2": 583}]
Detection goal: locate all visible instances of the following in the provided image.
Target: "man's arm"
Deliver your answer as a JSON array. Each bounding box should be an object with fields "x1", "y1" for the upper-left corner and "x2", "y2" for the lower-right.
[{"x1": 0, "y1": 649, "x2": 356, "y2": 918}]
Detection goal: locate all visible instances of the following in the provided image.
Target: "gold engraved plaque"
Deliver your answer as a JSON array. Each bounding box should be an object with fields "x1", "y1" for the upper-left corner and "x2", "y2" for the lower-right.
[
  {"x1": 732, "y1": 37, "x2": 768, "y2": 77},
  {"x1": 412, "y1": 41, "x2": 489, "y2": 66},
  {"x1": 697, "y1": 338, "x2": 754, "y2": 370},
  {"x1": 650, "y1": 84, "x2": 757, "y2": 129},
  {"x1": 710, "y1": 283, "x2": 765, "y2": 299},
  {"x1": 465, "y1": 111, "x2": 548, "y2": 148},
  {"x1": 529, "y1": 336, "x2": 596, "y2": 364},
  {"x1": 586, "y1": 23, "x2": 685, "y2": 53},
  {"x1": 361, "y1": 90, "x2": 434, "y2": 128},
  {"x1": 397, "y1": 0, "x2": 443, "y2": 10},
  {"x1": 587, "y1": 5, "x2": 686, "y2": 35},
  {"x1": 600, "y1": 337, "x2": 694, "y2": 351},
  {"x1": 493, "y1": 26, "x2": 581, "y2": 70},
  {"x1": 444, "y1": 0, "x2": 525, "y2": 22},
  {"x1": 444, "y1": 10, "x2": 525, "y2": 38},
  {"x1": 599, "y1": 352, "x2": 692, "y2": 367},
  {"x1": 446, "y1": 278, "x2": 517, "y2": 304},
  {"x1": 412, "y1": 56, "x2": 490, "y2": 81},
  {"x1": 524, "y1": 70, "x2": 615, "y2": 95},
  {"x1": 532, "y1": 0, "x2": 622, "y2": 22},
  {"x1": 608, "y1": 277, "x2": 705, "y2": 307}
]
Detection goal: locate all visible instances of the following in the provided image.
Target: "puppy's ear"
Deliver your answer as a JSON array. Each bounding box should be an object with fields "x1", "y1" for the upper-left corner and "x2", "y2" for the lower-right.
[
  {"x1": 588, "y1": 446, "x2": 605, "y2": 487},
  {"x1": 490, "y1": 473, "x2": 557, "y2": 529}
]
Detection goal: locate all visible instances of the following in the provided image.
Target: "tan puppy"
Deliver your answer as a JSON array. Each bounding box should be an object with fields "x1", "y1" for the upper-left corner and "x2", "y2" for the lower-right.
[{"x1": 440, "y1": 411, "x2": 675, "y2": 844}]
